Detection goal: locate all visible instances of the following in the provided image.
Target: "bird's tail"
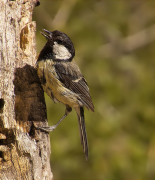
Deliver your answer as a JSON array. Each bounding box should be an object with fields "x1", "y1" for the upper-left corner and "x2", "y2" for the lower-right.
[{"x1": 75, "y1": 107, "x2": 88, "y2": 160}]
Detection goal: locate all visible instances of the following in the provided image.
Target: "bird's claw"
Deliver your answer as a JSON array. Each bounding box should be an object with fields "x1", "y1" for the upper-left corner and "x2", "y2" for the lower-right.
[{"x1": 37, "y1": 125, "x2": 56, "y2": 132}]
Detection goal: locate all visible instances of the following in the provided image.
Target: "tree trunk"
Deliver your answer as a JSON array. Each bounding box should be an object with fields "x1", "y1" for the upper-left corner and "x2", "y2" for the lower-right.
[{"x1": 0, "y1": 0, "x2": 53, "y2": 179}]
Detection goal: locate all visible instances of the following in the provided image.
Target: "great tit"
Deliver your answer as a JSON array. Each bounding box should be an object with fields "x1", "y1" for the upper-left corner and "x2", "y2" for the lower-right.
[{"x1": 37, "y1": 29, "x2": 94, "y2": 160}]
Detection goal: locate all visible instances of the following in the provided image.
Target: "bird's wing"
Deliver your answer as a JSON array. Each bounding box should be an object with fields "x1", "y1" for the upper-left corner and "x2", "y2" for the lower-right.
[{"x1": 54, "y1": 62, "x2": 94, "y2": 112}]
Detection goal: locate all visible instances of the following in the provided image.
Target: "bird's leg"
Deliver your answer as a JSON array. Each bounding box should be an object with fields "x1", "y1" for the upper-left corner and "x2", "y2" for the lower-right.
[
  {"x1": 37, "y1": 105, "x2": 72, "y2": 132},
  {"x1": 38, "y1": 114, "x2": 67, "y2": 132}
]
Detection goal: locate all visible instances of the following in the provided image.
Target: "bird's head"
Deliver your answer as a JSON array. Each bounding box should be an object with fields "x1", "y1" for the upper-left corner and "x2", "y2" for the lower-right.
[{"x1": 39, "y1": 29, "x2": 75, "y2": 62}]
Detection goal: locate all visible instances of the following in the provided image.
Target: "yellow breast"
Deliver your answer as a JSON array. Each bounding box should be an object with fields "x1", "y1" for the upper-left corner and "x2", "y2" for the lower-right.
[{"x1": 37, "y1": 59, "x2": 80, "y2": 108}]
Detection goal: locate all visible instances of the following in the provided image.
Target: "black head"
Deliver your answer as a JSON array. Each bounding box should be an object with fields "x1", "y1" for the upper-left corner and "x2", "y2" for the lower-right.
[{"x1": 38, "y1": 29, "x2": 75, "y2": 62}]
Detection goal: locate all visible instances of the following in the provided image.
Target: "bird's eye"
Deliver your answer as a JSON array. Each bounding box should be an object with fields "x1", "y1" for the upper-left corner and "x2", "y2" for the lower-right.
[{"x1": 57, "y1": 39, "x2": 62, "y2": 44}]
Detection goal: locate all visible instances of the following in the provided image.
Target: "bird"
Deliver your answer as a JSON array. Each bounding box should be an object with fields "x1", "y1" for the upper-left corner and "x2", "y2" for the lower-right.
[{"x1": 36, "y1": 29, "x2": 94, "y2": 160}]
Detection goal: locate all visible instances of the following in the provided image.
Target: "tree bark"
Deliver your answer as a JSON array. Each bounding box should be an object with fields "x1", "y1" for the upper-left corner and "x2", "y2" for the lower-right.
[{"x1": 0, "y1": 0, "x2": 53, "y2": 179}]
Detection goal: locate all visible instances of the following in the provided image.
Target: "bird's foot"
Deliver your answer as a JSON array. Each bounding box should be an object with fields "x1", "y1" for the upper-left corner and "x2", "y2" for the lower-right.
[{"x1": 37, "y1": 125, "x2": 56, "y2": 132}]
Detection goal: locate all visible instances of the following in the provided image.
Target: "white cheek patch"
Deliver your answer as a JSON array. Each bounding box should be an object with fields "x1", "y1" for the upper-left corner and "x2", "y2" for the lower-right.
[{"x1": 53, "y1": 41, "x2": 72, "y2": 60}]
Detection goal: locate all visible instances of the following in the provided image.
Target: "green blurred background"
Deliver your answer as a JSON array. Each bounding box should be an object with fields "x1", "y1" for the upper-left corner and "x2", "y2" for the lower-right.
[{"x1": 33, "y1": 1, "x2": 155, "y2": 179}]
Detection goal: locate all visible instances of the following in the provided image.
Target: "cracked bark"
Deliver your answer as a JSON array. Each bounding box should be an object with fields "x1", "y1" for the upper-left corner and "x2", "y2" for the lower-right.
[{"x1": 0, "y1": 0, "x2": 53, "y2": 179}]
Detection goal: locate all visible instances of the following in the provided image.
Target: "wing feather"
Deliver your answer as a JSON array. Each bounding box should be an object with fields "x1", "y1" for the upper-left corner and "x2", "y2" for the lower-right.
[{"x1": 54, "y1": 62, "x2": 94, "y2": 111}]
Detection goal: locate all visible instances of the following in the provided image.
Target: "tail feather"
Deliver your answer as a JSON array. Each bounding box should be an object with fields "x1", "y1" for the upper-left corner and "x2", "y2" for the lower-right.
[{"x1": 76, "y1": 107, "x2": 88, "y2": 160}]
